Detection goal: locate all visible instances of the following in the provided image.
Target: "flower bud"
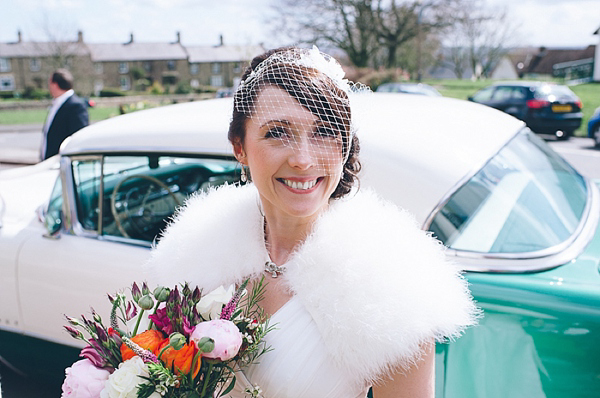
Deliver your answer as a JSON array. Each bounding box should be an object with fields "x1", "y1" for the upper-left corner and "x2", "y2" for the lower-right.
[
  {"x1": 64, "y1": 325, "x2": 83, "y2": 339},
  {"x1": 64, "y1": 315, "x2": 82, "y2": 326},
  {"x1": 195, "y1": 337, "x2": 215, "y2": 354},
  {"x1": 131, "y1": 282, "x2": 142, "y2": 304},
  {"x1": 91, "y1": 308, "x2": 102, "y2": 324},
  {"x1": 169, "y1": 332, "x2": 186, "y2": 350},
  {"x1": 142, "y1": 282, "x2": 151, "y2": 296},
  {"x1": 139, "y1": 294, "x2": 155, "y2": 310},
  {"x1": 153, "y1": 286, "x2": 170, "y2": 303}
]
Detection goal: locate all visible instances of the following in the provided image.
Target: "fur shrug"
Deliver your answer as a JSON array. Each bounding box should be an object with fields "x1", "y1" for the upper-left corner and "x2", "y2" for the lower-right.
[{"x1": 145, "y1": 183, "x2": 479, "y2": 386}]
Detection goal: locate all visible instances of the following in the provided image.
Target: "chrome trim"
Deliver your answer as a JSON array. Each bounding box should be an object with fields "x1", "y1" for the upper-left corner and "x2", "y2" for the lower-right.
[
  {"x1": 62, "y1": 155, "x2": 103, "y2": 238},
  {"x1": 423, "y1": 129, "x2": 600, "y2": 273}
]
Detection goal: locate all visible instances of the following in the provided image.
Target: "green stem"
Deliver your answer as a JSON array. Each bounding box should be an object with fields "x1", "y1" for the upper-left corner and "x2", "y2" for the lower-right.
[
  {"x1": 190, "y1": 352, "x2": 202, "y2": 384},
  {"x1": 132, "y1": 309, "x2": 145, "y2": 336},
  {"x1": 201, "y1": 362, "x2": 214, "y2": 397},
  {"x1": 148, "y1": 301, "x2": 160, "y2": 330},
  {"x1": 157, "y1": 344, "x2": 171, "y2": 361}
]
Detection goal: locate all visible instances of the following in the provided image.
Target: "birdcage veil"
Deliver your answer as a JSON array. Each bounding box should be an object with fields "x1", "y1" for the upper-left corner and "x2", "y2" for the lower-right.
[{"x1": 233, "y1": 46, "x2": 371, "y2": 183}]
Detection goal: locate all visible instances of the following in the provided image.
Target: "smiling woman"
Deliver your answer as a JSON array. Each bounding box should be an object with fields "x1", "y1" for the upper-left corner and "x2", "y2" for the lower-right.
[{"x1": 146, "y1": 47, "x2": 478, "y2": 398}]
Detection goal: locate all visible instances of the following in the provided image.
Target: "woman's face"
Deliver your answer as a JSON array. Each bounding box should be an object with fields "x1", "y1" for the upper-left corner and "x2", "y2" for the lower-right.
[{"x1": 235, "y1": 85, "x2": 344, "y2": 220}]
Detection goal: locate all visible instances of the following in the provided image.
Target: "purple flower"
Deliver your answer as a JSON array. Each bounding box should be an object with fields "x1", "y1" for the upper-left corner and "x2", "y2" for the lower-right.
[
  {"x1": 148, "y1": 306, "x2": 173, "y2": 335},
  {"x1": 79, "y1": 345, "x2": 106, "y2": 368}
]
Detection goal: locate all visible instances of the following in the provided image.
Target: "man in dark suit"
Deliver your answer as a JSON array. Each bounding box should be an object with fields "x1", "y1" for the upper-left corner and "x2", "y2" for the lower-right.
[{"x1": 41, "y1": 69, "x2": 89, "y2": 160}]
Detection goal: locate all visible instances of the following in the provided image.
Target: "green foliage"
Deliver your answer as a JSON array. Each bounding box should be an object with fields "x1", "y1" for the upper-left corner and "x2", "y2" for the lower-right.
[
  {"x1": 175, "y1": 82, "x2": 192, "y2": 95},
  {"x1": 21, "y1": 86, "x2": 50, "y2": 100},
  {"x1": 355, "y1": 68, "x2": 409, "y2": 91},
  {"x1": 130, "y1": 66, "x2": 147, "y2": 81},
  {"x1": 150, "y1": 81, "x2": 165, "y2": 95},
  {"x1": 0, "y1": 91, "x2": 15, "y2": 99},
  {"x1": 99, "y1": 87, "x2": 127, "y2": 97}
]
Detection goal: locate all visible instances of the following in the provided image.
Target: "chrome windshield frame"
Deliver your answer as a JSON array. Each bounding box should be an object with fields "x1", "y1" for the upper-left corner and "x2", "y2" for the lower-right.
[{"x1": 423, "y1": 127, "x2": 600, "y2": 273}]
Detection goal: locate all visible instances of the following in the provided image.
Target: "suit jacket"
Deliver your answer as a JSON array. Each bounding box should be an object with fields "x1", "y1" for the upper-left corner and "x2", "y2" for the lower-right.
[{"x1": 43, "y1": 94, "x2": 89, "y2": 159}]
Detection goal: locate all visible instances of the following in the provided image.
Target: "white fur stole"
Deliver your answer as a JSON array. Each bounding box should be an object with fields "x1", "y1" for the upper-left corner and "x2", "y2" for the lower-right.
[{"x1": 145, "y1": 183, "x2": 479, "y2": 386}]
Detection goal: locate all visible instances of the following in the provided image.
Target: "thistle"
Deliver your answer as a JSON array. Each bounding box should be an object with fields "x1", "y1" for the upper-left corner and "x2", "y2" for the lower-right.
[{"x1": 220, "y1": 279, "x2": 248, "y2": 321}]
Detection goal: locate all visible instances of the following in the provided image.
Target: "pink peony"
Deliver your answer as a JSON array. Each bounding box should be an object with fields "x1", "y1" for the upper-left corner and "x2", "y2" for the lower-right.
[
  {"x1": 61, "y1": 359, "x2": 110, "y2": 398},
  {"x1": 190, "y1": 319, "x2": 243, "y2": 361}
]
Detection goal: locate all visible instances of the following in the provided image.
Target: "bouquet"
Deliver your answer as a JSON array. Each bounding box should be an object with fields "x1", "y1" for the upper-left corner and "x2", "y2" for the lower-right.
[{"x1": 61, "y1": 278, "x2": 271, "y2": 398}]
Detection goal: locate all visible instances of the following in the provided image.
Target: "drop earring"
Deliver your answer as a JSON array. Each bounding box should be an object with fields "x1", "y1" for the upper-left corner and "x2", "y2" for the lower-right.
[{"x1": 240, "y1": 166, "x2": 247, "y2": 182}]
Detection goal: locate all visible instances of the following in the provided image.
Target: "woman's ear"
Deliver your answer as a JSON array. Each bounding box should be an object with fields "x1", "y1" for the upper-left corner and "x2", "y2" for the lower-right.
[{"x1": 233, "y1": 141, "x2": 247, "y2": 165}]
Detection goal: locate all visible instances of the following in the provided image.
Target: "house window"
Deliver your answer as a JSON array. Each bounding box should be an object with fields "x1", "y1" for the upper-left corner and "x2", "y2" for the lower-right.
[
  {"x1": 120, "y1": 76, "x2": 130, "y2": 91},
  {"x1": 233, "y1": 62, "x2": 241, "y2": 73},
  {"x1": 0, "y1": 75, "x2": 15, "y2": 91},
  {"x1": 211, "y1": 63, "x2": 221, "y2": 74},
  {"x1": 190, "y1": 63, "x2": 199, "y2": 75},
  {"x1": 0, "y1": 58, "x2": 10, "y2": 72},
  {"x1": 94, "y1": 63, "x2": 103, "y2": 74},
  {"x1": 94, "y1": 80, "x2": 104, "y2": 96},
  {"x1": 119, "y1": 62, "x2": 129, "y2": 74},
  {"x1": 167, "y1": 61, "x2": 176, "y2": 71},
  {"x1": 190, "y1": 79, "x2": 199, "y2": 88},
  {"x1": 210, "y1": 75, "x2": 223, "y2": 87},
  {"x1": 29, "y1": 58, "x2": 41, "y2": 72},
  {"x1": 143, "y1": 61, "x2": 152, "y2": 73}
]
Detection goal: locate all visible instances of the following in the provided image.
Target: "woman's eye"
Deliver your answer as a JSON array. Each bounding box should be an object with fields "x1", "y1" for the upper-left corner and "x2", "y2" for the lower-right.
[
  {"x1": 266, "y1": 126, "x2": 288, "y2": 139},
  {"x1": 316, "y1": 125, "x2": 336, "y2": 138}
]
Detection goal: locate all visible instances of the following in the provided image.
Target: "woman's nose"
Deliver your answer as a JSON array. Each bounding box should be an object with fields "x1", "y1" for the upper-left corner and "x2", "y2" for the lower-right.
[{"x1": 288, "y1": 140, "x2": 315, "y2": 170}]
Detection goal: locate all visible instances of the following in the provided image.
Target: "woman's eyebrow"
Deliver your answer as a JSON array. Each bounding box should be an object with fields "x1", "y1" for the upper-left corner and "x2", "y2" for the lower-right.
[{"x1": 260, "y1": 119, "x2": 292, "y2": 129}]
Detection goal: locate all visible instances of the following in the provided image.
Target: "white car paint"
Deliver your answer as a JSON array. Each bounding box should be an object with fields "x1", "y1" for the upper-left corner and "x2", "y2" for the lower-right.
[{"x1": 0, "y1": 93, "x2": 525, "y2": 346}]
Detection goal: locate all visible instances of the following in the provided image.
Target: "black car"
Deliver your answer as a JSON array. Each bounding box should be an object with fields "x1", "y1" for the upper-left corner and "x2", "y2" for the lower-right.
[{"x1": 468, "y1": 82, "x2": 583, "y2": 139}]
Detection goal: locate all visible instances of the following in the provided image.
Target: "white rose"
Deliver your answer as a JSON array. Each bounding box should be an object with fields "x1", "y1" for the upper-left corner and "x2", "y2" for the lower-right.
[
  {"x1": 196, "y1": 284, "x2": 235, "y2": 320},
  {"x1": 100, "y1": 357, "x2": 160, "y2": 398}
]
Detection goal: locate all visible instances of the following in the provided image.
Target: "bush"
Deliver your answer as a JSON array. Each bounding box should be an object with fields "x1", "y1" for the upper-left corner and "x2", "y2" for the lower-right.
[
  {"x1": 21, "y1": 86, "x2": 50, "y2": 100},
  {"x1": 149, "y1": 81, "x2": 165, "y2": 95},
  {"x1": 99, "y1": 88, "x2": 126, "y2": 97},
  {"x1": 175, "y1": 82, "x2": 192, "y2": 94},
  {"x1": 0, "y1": 91, "x2": 15, "y2": 99}
]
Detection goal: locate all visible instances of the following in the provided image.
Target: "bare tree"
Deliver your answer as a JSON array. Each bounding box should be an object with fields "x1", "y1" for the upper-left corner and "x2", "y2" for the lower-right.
[
  {"x1": 445, "y1": 0, "x2": 520, "y2": 79},
  {"x1": 272, "y1": 0, "x2": 378, "y2": 67}
]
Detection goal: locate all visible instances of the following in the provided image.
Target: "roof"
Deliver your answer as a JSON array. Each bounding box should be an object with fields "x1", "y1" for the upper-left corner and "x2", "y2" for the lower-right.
[
  {"x1": 0, "y1": 41, "x2": 88, "y2": 58},
  {"x1": 186, "y1": 45, "x2": 264, "y2": 63},
  {"x1": 86, "y1": 42, "x2": 188, "y2": 62},
  {"x1": 61, "y1": 93, "x2": 524, "y2": 225},
  {"x1": 525, "y1": 46, "x2": 596, "y2": 75}
]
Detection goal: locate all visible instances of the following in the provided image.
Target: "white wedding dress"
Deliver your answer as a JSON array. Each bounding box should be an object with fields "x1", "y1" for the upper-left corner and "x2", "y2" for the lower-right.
[{"x1": 226, "y1": 296, "x2": 370, "y2": 398}]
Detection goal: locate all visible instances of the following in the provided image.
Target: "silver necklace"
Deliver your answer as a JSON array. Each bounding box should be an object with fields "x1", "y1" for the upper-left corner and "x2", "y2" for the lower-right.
[
  {"x1": 263, "y1": 216, "x2": 286, "y2": 278},
  {"x1": 265, "y1": 260, "x2": 286, "y2": 278}
]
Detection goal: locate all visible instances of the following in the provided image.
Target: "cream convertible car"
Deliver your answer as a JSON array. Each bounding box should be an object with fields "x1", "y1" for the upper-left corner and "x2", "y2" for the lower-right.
[{"x1": 1, "y1": 94, "x2": 599, "y2": 397}]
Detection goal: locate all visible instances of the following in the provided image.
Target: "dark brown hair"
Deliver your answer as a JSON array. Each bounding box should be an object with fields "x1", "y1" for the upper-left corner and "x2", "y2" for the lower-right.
[
  {"x1": 51, "y1": 68, "x2": 74, "y2": 90},
  {"x1": 228, "y1": 47, "x2": 361, "y2": 199}
]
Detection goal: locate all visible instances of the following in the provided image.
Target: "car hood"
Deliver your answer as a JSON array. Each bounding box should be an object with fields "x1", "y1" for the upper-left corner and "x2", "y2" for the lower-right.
[{"x1": 0, "y1": 157, "x2": 60, "y2": 228}]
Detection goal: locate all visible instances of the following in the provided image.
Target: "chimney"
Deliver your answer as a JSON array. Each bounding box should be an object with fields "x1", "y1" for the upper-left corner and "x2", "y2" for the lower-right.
[
  {"x1": 77, "y1": 30, "x2": 83, "y2": 43},
  {"x1": 126, "y1": 33, "x2": 134, "y2": 44},
  {"x1": 176, "y1": 31, "x2": 181, "y2": 43},
  {"x1": 17, "y1": 30, "x2": 22, "y2": 43},
  {"x1": 219, "y1": 34, "x2": 224, "y2": 46}
]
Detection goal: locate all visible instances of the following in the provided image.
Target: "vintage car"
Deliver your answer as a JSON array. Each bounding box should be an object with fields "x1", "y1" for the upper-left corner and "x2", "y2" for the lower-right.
[{"x1": 0, "y1": 94, "x2": 599, "y2": 397}]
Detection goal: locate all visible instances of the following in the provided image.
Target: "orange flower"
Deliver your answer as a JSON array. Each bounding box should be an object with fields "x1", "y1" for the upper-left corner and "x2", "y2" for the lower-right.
[
  {"x1": 120, "y1": 330, "x2": 166, "y2": 361},
  {"x1": 157, "y1": 339, "x2": 201, "y2": 378}
]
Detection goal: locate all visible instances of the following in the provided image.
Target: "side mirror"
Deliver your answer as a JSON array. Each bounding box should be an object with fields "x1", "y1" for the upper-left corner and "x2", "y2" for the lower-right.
[
  {"x1": 44, "y1": 208, "x2": 62, "y2": 239},
  {"x1": 467, "y1": 96, "x2": 474, "y2": 102}
]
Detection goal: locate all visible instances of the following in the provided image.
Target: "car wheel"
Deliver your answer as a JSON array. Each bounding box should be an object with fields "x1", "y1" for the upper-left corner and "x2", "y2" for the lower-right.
[{"x1": 594, "y1": 125, "x2": 600, "y2": 148}]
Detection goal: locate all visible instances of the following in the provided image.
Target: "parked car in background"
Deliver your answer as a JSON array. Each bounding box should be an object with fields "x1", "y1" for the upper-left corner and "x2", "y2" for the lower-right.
[
  {"x1": 468, "y1": 81, "x2": 583, "y2": 139},
  {"x1": 588, "y1": 106, "x2": 600, "y2": 147},
  {"x1": 376, "y1": 82, "x2": 442, "y2": 96},
  {"x1": 1, "y1": 94, "x2": 599, "y2": 397}
]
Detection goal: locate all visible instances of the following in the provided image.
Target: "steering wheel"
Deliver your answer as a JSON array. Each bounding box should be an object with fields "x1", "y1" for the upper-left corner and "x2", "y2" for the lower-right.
[{"x1": 110, "y1": 174, "x2": 181, "y2": 240}]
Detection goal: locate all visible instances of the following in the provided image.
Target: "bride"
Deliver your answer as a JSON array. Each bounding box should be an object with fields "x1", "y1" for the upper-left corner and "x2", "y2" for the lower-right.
[{"x1": 147, "y1": 47, "x2": 478, "y2": 397}]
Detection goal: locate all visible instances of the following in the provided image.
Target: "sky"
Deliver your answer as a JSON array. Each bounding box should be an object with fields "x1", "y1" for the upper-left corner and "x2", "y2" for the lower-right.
[{"x1": 0, "y1": 0, "x2": 599, "y2": 49}]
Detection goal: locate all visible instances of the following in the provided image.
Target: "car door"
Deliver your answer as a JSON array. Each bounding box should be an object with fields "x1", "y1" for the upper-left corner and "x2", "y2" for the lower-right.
[{"x1": 17, "y1": 153, "x2": 241, "y2": 345}]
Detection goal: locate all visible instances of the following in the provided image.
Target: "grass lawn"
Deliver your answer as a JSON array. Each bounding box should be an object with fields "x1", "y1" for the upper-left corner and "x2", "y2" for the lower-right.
[
  {"x1": 0, "y1": 106, "x2": 120, "y2": 125},
  {"x1": 427, "y1": 79, "x2": 600, "y2": 137}
]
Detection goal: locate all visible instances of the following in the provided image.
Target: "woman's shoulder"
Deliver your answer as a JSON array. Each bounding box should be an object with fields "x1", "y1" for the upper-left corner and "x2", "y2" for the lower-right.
[{"x1": 144, "y1": 183, "x2": 265, "y2": 291}]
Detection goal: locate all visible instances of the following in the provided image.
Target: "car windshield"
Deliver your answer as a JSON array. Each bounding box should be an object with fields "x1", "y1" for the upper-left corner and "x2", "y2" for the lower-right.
[{"x1": 429, "y1": 130, "x2": 587, "y2": 254}]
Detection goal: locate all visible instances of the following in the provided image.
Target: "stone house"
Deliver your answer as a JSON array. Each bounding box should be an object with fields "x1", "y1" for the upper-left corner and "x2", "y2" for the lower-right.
[
  {"x1": 0, "y1": 31, "x2": 94, "y2": 95},
  {"x1": 0, "y1": 31, "x2": 264, "y2": 96}
]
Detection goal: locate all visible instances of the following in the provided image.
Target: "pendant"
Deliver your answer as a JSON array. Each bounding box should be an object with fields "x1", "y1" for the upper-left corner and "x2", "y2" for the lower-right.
[{"x1": 265, "y1": 261, "x2": 286, "y2": 278}]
